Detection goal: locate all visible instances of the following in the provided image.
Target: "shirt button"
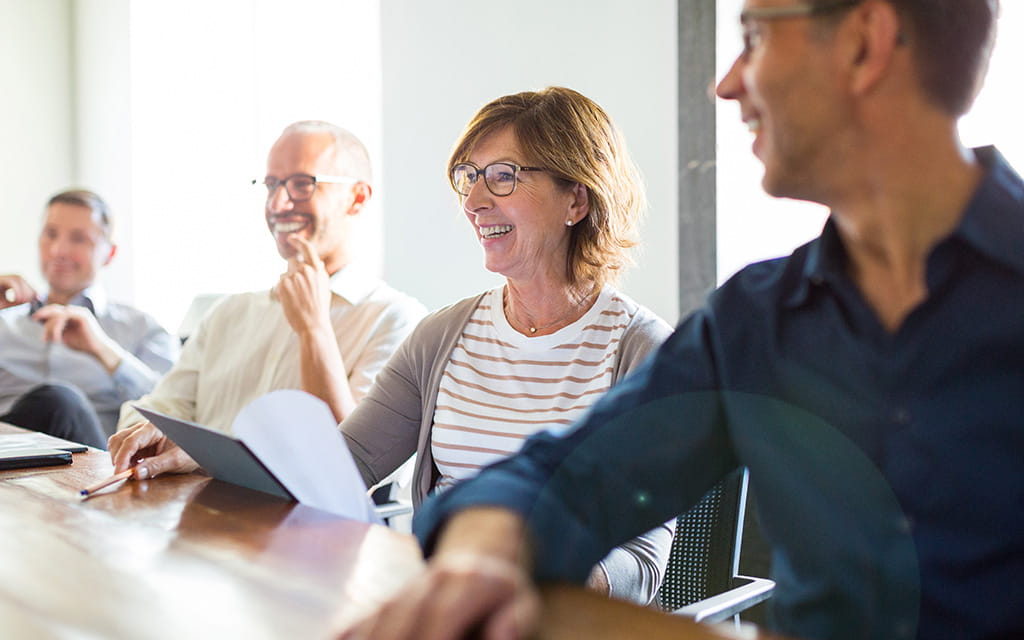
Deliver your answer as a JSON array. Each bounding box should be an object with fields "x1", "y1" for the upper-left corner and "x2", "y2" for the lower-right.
[
  {"x1": 897, "y1": 516, "x2": 914, "y2": 534},
  {"x1": 892, "y1": 407, "x2": 911, "y2": 425}
]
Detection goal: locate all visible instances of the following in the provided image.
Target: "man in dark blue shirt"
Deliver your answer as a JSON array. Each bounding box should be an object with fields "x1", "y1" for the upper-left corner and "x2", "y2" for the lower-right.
[{"x1": 342, "y1": 1, "x2": 1019, "y2": 639}]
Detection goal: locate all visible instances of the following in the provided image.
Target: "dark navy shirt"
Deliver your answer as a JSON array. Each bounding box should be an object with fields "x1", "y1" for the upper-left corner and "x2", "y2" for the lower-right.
[{"x1": 414, "y1": 147, "x2": 1024, "y2": 640}]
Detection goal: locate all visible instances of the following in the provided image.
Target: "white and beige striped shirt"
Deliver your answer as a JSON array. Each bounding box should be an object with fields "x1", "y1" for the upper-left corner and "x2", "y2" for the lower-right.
[{"x1": 432, "y1": 285, "x2": 631, "y2": 491}]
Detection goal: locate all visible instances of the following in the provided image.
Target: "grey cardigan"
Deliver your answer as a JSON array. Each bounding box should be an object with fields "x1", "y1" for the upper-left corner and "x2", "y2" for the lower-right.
[{"x1": 342, "y1": 289, "x2": 675, "y2": 603}]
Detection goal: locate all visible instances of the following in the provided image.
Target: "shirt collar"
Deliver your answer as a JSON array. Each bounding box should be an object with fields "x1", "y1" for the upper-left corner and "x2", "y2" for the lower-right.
[
  {"x1": 785, "y1": 219, "x2": 843, "y2": 309},
  {"x1": 952, "y1": 146, "x2": 1024, "y2": 274},
  {"x1": 786, "y1": 146, "x2": 1024, "y2": 308},
  {"x1": 35, "y1": 285, "x2": 105, "y2": 315},
  {"x1": 327, "y1": 264, "x2": 380, "y2": 305}
]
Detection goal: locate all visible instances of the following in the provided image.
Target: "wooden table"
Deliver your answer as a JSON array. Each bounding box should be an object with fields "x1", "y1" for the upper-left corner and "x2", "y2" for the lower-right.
[
  {"x1": 537, "y1": 585, "x2": 786, "y2": 640},
  {"x1": 0, "y1": 423, "x2": 424, "y2": 639},
  {"x1": 2, "y1": 423, "x2": 783, "y2": 639}
]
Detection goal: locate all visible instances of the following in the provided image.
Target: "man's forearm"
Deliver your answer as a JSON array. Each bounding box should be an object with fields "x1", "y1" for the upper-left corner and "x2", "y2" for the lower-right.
[
  {"x1": 434, "y1": 507, "x2": 534, "y2": 566},
  {"x1": 93, "y1": 340, "x2": 124, "y2": 374},
  {"x1": 297, "y1": 324, "x2": 356, "y2": 422}
]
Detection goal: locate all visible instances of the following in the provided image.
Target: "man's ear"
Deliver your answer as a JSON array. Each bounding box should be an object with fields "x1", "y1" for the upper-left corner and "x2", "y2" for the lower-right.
[
  {"x1": 847, "y1": 0, "x2": 903, "y2": 97},
  {"x1": 346, "y1": 182, "x2": 373, "y2": 216},
  {"x1": 102, "y1": 243, "x2": 118, "y2": 266}
]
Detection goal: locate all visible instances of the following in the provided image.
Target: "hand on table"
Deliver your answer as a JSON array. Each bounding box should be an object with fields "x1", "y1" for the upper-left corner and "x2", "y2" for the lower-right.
[
  {"x1": 340, "y1": 508, "x2": 540, "y2": 640},
  {"x1": 340, "y1": 552, "x2": 540, "y2": 640},
  {"x1": 108, "y1": 421, "x2": 198, "y2": 479}
]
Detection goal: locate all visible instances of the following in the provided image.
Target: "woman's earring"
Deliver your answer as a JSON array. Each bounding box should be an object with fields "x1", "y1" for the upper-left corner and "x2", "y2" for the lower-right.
[{"x1": 566, "y1": 219, "x2": 574, "y2": 226}]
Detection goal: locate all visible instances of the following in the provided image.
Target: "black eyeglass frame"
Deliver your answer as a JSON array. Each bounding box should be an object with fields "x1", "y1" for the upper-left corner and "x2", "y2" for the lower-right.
[
  {"x1": 739, "y1": 0, "x2": 863, "y2": 56},
  {"x1": 740, "y1": 0, "x2": 861, "y2": 22},
  {"x1": 449, "y1": 162, "x2": 547, "y2": 197},
  {"x1": 253, "y1": 173, "x2": 358, "y2": 202}
]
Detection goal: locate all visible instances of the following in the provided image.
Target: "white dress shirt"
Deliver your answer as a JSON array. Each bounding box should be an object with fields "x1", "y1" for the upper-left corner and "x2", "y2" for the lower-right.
[
  {"x1": 118, "y1": 265, "x2": 426, "y2": 433},
  {"x1": 0, "y1": 286, "x2": 180, "y2": 435}
]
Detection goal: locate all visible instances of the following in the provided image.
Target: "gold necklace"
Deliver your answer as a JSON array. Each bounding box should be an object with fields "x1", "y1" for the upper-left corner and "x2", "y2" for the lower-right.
[{"x1": 503, "y1": 286, "x2": 597, "y2": 335}]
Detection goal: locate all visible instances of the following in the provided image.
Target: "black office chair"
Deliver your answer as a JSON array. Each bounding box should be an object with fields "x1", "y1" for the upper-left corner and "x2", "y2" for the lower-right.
[{"x1": 655, "y1": 467, "x2": 775, "y2": 624}]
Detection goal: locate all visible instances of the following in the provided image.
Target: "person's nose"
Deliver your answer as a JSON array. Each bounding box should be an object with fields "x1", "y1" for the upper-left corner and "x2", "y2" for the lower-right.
[
  {"x1": 267, "y1": 183, "x2": 295, "y2": 214},
  {"x1": 716, "y1": 55, "x2": 745, "y2": 101},
  {"x1": 47, "y1": 235, "x2": 73, "y2": 257},
  {"x1": 462, "y1": 177, "x2": 493, "y2": 214}
]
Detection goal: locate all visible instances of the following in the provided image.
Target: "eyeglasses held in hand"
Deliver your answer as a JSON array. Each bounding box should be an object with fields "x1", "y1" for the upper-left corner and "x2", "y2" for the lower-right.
[
  {"x1": 450, "y1": 162, "x2": 546, "y2": 197},
  {"x1": 254, "y1": 174, "x2": 358, "y2": 202}
]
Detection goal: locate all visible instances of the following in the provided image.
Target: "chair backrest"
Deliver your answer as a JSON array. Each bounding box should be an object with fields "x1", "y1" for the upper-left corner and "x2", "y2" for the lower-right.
[
  {"x1": 655, "y1": 466, "x2": 748, "y2": 610},
  {"x1": 177, "y1": 293, "x2": 227, "y2": 342}
]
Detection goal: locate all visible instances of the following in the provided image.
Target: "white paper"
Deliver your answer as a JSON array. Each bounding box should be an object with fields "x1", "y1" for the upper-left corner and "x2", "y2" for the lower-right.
[{"x1": 232, "y1": 389, "x2": 381, "y2": 524}]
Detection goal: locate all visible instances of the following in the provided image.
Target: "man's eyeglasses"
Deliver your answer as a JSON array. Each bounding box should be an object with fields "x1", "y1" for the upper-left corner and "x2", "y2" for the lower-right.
[
  {"x1": 740, "y1": 0, "x2": 862, "y2": 57},
  {"x1": 450, "y1": 162, "x2": 547, "y2": 197},
  {"x1": 254, "y1": 174, "x2": 358, "y2": 202}
]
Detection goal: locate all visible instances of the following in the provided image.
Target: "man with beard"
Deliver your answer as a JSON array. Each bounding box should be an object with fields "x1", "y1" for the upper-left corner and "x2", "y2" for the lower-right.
[{"x1": 110, "y1": 121, "x2": 425, "y2": 478}]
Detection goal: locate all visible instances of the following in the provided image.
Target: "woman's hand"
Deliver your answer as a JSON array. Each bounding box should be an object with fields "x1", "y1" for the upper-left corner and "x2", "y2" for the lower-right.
[{"x1": 108, "y1": 421, "x2": 198, "y2": 479}]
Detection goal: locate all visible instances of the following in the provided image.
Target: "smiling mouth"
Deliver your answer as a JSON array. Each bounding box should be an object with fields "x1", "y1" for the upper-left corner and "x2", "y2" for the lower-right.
[
  {"x1": 270, "y1": 217, "x2": 311, "y2": 234},
  {"x1": 480, "y1": 224, "x2": 513, "y2": 239}
]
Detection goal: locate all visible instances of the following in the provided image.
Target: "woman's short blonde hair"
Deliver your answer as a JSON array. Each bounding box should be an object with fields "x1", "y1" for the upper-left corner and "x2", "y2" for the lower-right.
[{"x1": 448, "y1": 86, "x2": 645, "y2": 288}]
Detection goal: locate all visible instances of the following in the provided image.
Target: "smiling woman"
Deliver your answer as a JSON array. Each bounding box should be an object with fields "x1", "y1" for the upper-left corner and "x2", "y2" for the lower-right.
[{"x1": 340, "y1": 85, "x2": 677, "y2": 607}]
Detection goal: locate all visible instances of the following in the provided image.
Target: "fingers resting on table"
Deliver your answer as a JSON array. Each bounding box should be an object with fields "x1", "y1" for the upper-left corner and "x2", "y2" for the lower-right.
[
  {"x1": 339, "y1": 551, "x2": 541, "y2": 640},
  {"x1": 108, "y1": 421, "x2": 198, "y2": 479}
]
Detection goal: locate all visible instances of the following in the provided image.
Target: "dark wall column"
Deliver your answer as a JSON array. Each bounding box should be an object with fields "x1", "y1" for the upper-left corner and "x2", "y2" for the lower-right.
[
  {"x1": 679, "y1": 3, "x2": 773, "y2": 624},
  {"x1": 677, "y1": 0, "x2": 717, "y2": 319}
]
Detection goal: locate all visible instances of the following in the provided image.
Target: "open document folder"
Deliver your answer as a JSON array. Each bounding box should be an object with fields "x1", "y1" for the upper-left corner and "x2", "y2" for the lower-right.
[{"x1": 134, "y1": 389, "x2": 380, "y2": 524}]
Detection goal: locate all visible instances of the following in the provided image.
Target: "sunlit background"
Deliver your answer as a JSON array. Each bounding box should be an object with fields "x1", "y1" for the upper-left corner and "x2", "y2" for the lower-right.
[
  {"x1": 2, "y1": 1, "x2": 1019, "y2": 331},
  {"x1": 716, "y1": 0, "x2": 1024, "y2": 283}
]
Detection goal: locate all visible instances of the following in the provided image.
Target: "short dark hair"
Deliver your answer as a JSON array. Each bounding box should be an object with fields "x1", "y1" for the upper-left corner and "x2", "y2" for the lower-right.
[
  {"x1": 816, "y1": 0, "x2": 998, "y2": 115},
  {"x1": 46, "y1": 189, "x2": 114, "y2": 240}
]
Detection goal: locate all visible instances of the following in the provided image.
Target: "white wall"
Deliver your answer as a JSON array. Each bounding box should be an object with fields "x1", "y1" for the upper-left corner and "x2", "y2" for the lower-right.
[
  {"x1": 12, "y1": 2, "x2": 1020, "y2": 330},
  {"x1": 68, "y1": 0, "x2": 384, "y2": 332},
  {"x1": 7, "y1": 0, "x2": 679, "y2": 329},
  {"x1": 73, "y1": 0, "x2": 133, "y2": 301},
  {"x1": 715, "y1": 0, "x2": 827, "y2": 284},
  {"x1": 959, "y1": 1, "x2": 1024, "y2": 168},
  {"x1": 128, "y1": 0, "x2": 384, "y2": 332},
  {"x1": 0, "y1": 0, "x2": 74, "y2": 286},
  {"x1": 379, "y1": 0, "x2": 680, "y2": 323},
  {"x1": 714, "y1": 0, "x2": 1024, "y2": 284}
]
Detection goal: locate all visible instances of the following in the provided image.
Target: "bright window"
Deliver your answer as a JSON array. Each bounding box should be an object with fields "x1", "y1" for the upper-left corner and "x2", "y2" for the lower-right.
[
  {"x1": 715, "y1": 0, "x2": 1022, "y2": 284},
  {"x1": 123, "y1": 0, "x2": 382, "y2": 332}
]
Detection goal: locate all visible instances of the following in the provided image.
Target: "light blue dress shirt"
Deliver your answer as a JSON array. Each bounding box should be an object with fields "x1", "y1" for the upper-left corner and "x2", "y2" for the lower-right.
[{"x1": 0, "y1": 286, "x2": 179, "y2": 436}]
